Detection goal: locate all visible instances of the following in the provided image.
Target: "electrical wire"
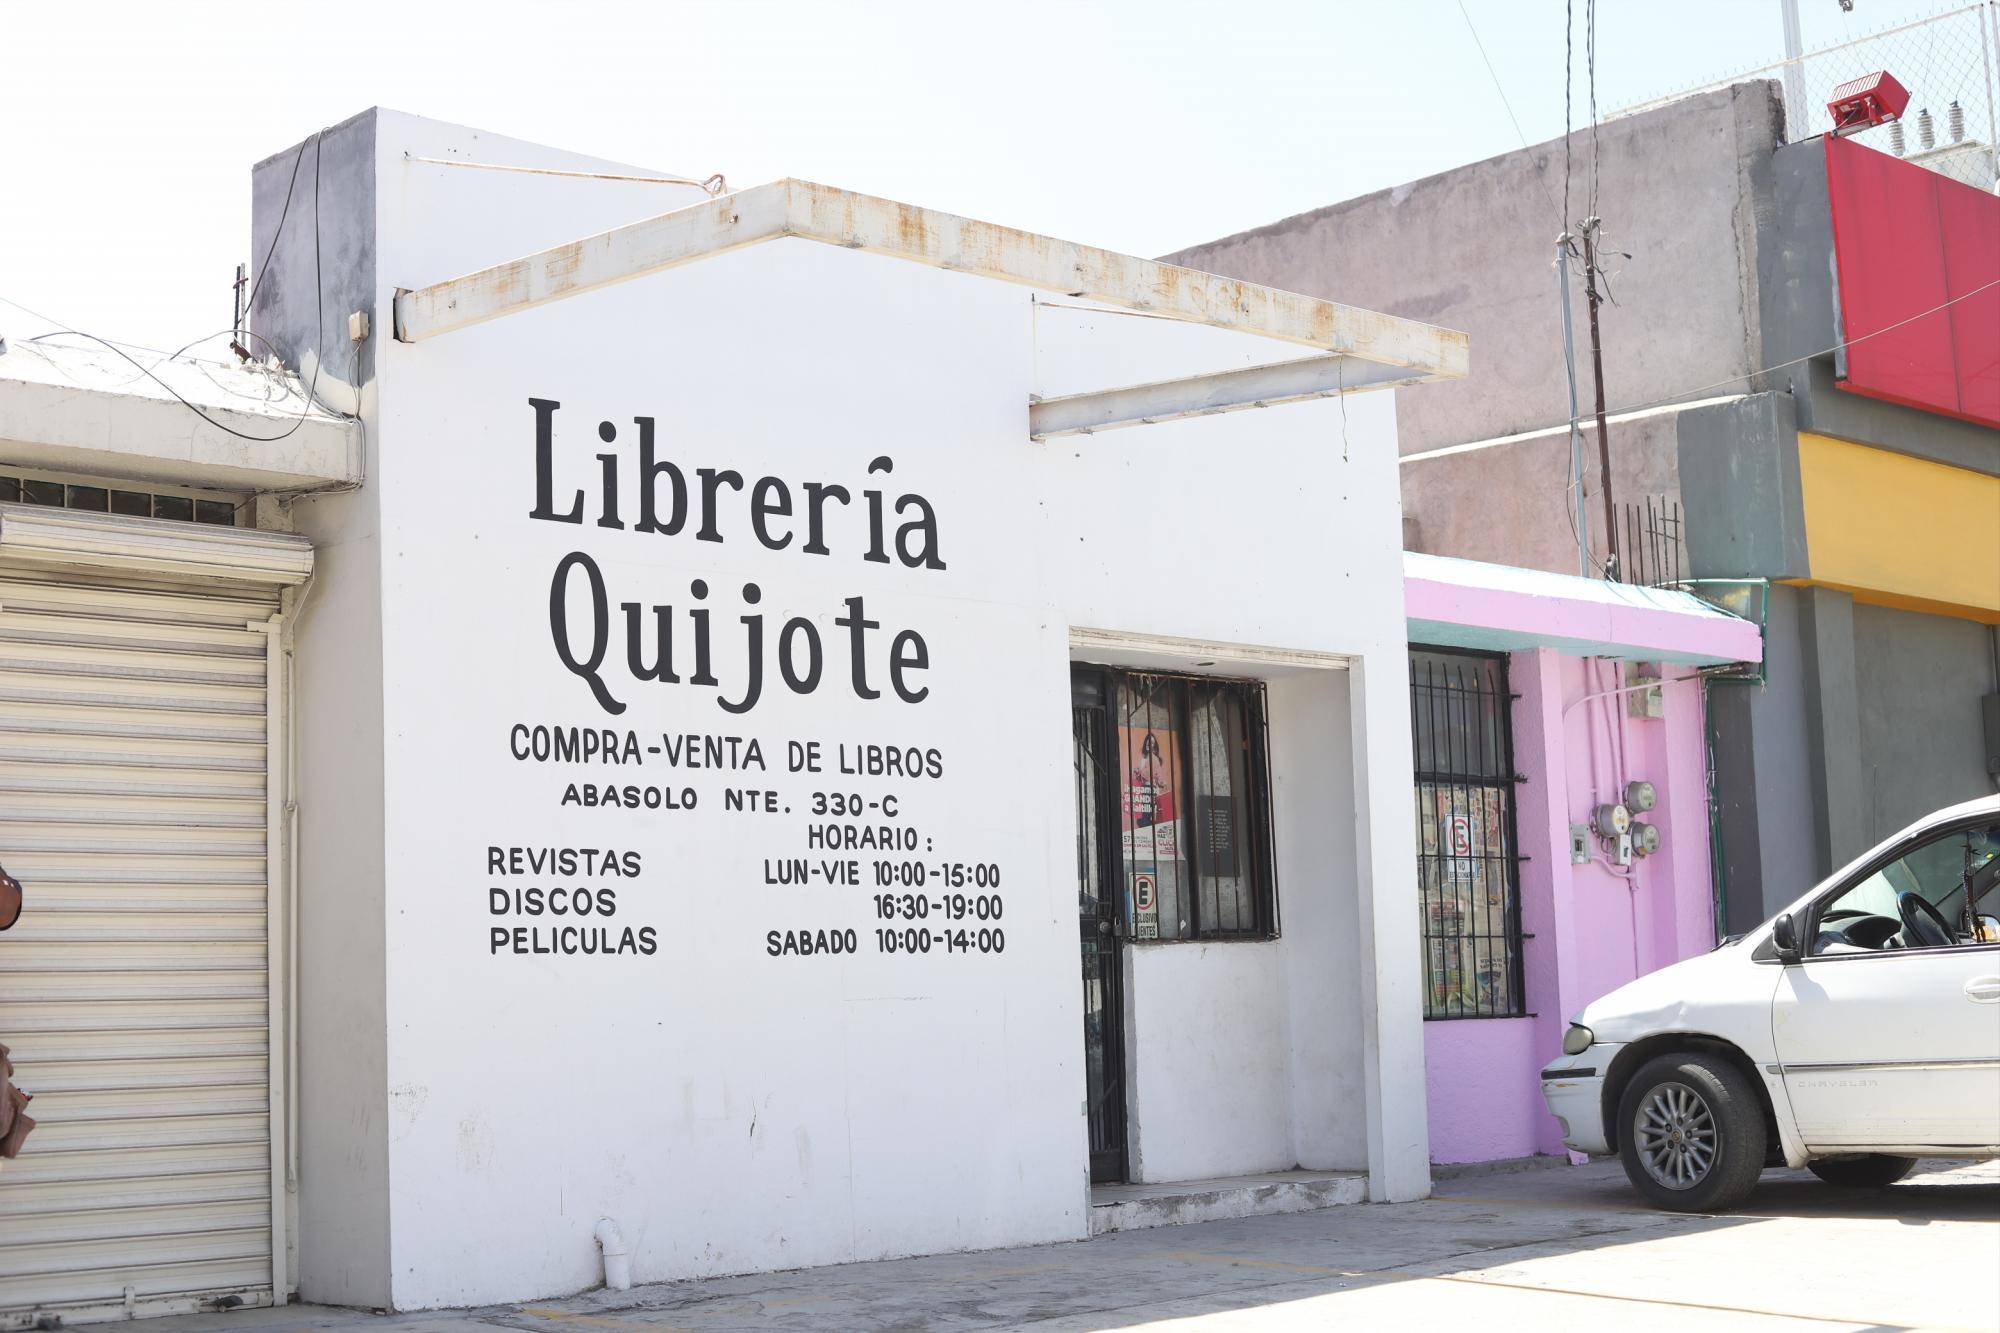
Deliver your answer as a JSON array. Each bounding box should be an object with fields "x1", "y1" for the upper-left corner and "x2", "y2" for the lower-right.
[
  {"x1": 240, "y1": 127, "x2": 369, "y2": 512},
  {"x1": 0, "y1": 128, "x2": 346, "y2": 446},
  {"x1": 1564, "y1": 0, "x2": 1574, "y2": 229},
  {"x1": 5, "y1": 322, "x2": 332, "y2": 443},
  {"x1": 1554, "y1": 0, "x2": 1597, "y2": 572},
  {"x1": 1582, "y1": 0, "x2": 1613, "y2": 578},
  {"x1": 1030, "y1": 298, "x2": 1186, "y2": 323},
  {"x1": 1608, "y1": 275, "x2": 2000, "y2": 417},
  {"x1": 1587, "y1": 0, "x2": 1600, "y2": 222},
  {"x1": 1338, "y1": 351, "x2": 1349, "y2": 463},
  {"x1": 29, "y1": 324, "x2": 286, "y2": 372},
  {"x1": 404, "y1": 155, "x2": 728, "y2": 196},
  {"x1": 1555, "y1": 241, "x2": 1599, "y2": 574},
  {"x1": 245, "y1": 134, "x2": 312, "y2": 325},
  {"x1": 308, "y1": 129, "x2": 326, "y2": 414},
  {"x1": 1454, "y1": 0, "x2": 1565, "y2": 225},
  {"x1": 0, "y1": 293, "x2": 179, "y2": 358}
]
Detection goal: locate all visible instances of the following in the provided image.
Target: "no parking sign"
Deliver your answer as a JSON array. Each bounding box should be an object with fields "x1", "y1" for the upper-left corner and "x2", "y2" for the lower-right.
[{"x1": 1132, "y1": 871, "x2": 1159, "y2": 939}]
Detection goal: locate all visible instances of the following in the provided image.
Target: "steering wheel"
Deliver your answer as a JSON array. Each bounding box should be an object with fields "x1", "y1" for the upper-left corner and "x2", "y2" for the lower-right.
[{"x1": 1896, "y1": 891, "x2": 1955, "y2": 948}]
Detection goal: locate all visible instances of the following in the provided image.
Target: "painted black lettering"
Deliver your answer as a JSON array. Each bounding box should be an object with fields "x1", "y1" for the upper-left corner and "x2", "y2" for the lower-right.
[{"x1": 549, "y1": 551, "x2": 624, "y2": 714}]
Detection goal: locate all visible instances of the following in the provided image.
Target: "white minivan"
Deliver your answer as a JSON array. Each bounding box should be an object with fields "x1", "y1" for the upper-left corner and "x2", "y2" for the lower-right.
[{"x1": 1541, "y1": 795, "x2": 2000, "y2": 1211}]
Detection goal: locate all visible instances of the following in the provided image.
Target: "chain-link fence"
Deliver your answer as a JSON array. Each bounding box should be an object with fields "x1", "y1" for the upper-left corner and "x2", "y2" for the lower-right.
[{"x1": 1618, "y1": 3, "x2": 2000, "y2": 188}]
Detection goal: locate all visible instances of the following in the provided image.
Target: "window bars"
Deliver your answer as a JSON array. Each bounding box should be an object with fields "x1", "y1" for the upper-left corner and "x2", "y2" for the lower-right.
[
  {"x1": 1621, "y1": 495, "x2": 1686, "y2": 589},
  {"x1": 1093, "y1": 669, "x2": 1278, "y2": 942},
  {"x1": 1409, "y1": 649, "x2": 1527, "y2": 1019},
  {"x1": 0, "y1": 474, "x2": 239, "y2": 526}
]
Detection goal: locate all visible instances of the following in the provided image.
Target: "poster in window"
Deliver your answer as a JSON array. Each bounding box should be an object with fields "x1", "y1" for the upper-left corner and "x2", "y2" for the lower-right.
[
  {"x1": 1426, "y1": 936, "x2": 1465, "y2": 1012},
  {"x1": 1432, "y1": 787, "x2": 1485, "y2": 893},
  {"x1": 1196, "y1": 796, "x2": 1238, "y2": 877},
  {"x1": 1119, "y1": 725, "x2": 1180, "y2": 861}
]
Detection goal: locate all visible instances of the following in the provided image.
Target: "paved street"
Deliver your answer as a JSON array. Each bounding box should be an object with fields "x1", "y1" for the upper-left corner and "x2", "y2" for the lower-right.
[{"x1": 140, "y1": 1158, "x2": 1998, "y2": 1332}]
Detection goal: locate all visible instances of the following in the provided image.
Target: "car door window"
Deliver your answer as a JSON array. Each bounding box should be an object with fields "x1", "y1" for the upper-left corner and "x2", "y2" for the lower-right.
[{"x1": 1811, "y1": 822, "x2": 2000, "y2": 956}]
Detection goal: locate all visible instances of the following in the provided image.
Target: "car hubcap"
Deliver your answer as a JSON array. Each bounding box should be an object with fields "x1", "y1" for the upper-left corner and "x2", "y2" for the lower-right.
[{"x1": 1635, "y1": 1081, "x2": 1717, "y2": 1190}]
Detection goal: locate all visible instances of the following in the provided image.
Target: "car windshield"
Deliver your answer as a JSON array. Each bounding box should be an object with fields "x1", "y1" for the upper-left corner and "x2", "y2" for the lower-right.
[
  {"x1": 1921, "y1": 823, "x2": 2000, "y2": 925},
  {"x1": 1813, "y1": 821, "x2": 2000, "y2": 954}
]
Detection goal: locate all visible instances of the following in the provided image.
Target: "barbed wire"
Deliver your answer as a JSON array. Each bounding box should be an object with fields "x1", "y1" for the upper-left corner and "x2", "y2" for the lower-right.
[{"x1": 1613, "y1": 2, "x2": 1998, "y2": 181}]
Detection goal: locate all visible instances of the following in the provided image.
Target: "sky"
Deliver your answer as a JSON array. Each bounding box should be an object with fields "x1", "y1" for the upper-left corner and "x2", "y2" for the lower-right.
[{"x1": 0, "y1": 0, "x2": 1969, "y2": 357}]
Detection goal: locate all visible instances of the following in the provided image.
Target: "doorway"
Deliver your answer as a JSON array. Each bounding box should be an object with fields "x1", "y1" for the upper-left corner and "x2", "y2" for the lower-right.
[
  {"x1": 0, "y1": 543, "x2": 300, "y2": 1320},
  {"x1": 1071, "y1": 669, "x2": 1127, "y2": 1184}
]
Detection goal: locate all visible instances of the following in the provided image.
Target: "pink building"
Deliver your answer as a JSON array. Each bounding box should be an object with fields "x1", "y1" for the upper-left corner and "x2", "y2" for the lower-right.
[{"x1": 1401, "y1": 554, "x2": 1763, "y2": 1166}]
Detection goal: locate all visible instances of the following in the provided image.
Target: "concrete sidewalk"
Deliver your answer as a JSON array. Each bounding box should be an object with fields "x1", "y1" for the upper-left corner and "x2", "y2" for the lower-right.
[{"x1": 132, "y1": 1159, "x2": 1999, "y2": 1331}]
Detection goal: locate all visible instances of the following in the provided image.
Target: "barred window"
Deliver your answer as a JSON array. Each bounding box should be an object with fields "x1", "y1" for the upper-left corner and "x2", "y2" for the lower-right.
[
  {"x1": 1, "y1": 473, "x2": 240, "y2": 526},
  {"x1": 1410, "y1": 649, "x2": 1525, "y2": 1019},
  {"x1": 1092, "y1": 669, "x2": 1276, "y2": 941}
]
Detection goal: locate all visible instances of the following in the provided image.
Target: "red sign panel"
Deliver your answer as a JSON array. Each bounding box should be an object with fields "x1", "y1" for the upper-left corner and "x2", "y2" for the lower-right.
[{"x1": 1823, "y1": 134, "x2": 2000, "y2": 429}]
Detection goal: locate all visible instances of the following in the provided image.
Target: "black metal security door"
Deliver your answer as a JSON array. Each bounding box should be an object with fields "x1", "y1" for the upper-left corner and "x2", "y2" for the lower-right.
[{"x1": 1072, "y1": 674, "x2": 1127, "y2": 1183}]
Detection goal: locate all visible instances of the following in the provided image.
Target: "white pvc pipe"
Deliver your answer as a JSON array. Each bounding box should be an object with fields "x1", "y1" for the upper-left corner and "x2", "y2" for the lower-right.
[{"x1": 594, "y1": 1218, "x2": 630, "y2": 1291}]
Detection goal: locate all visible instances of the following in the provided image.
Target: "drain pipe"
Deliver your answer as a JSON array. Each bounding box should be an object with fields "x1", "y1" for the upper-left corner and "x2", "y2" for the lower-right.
[{"x1": 595, "y1": 1218, "x2": 631, "y2": 1291}]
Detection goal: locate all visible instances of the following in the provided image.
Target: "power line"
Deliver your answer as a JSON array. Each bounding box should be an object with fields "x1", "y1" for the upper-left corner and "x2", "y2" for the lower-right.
[
  {"x1": 1456, "y1": 0, "x2": 1595, "y2": 572},
  {"x1": 1456, "y1": 0, "x2": 1533, "y2": 148},
  {"x1": 4, "y1": 320, "x2": 335, "y2": 443},
  {"x1": 0, "y1": 294, "x2": 180, "y2": 358},
  {"x1": 1587, "y1": 0, "x2": 1601, "y2": 221},
  {"x1": 1610, "y1": 275, "x2": 2000, "y2": 417},
  {"x1": 245, "y1": 134, "x2": 312, "y2": 324},
  {"x1": 0, "y1": 129, "x2": 344, "y2": 445},
  {"x1": 1454, "y1": 0, "x2": 1565, "y2": 223},
  {"x1": 31, "y1": 323, "x2": 287, "y2": 370},
  {"x1": 403, "y1": 155, "x2": 728, "y2": 196},
  {"x1": 1564, "y1": 0, "x2": 1574, "y2": 228}
]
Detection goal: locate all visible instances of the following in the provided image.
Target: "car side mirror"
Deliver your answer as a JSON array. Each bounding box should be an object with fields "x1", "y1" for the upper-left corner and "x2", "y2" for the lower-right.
[
  {"x1": 1771, "y1": 911, "x2": 1802, "y2": 963},
  {"x1": 1975, "y1": 914, "x2": 2000, "y2": 945}
]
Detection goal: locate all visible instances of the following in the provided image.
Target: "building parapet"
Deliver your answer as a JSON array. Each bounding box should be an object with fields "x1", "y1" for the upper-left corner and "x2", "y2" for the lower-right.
[
  {"x1": 0, "y1": 338, "x2": 361, "y2": 492},
  {"x1": 1404, "y1": 551, "x2": 1764, "y2": 666}
]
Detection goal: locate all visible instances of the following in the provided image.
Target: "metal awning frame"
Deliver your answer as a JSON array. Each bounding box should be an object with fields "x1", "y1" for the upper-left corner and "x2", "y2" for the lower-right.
[{"x1": 391, "y1": 177, "x2": 1469, "y2": 438}]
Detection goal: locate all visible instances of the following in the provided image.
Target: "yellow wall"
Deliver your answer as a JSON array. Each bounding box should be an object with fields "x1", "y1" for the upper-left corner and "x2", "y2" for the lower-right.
[{"x1": 1793, "y1": 433, "x2": 2000, "y2": 622}]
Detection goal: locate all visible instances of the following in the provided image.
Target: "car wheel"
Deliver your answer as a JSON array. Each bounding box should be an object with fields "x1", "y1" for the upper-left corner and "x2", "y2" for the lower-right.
[
  {"x1": 1616, "y1": 1053, "x2": 1766, "y2": 1213},
  {"x1": 1806, "y1": 1154, "x2": 1918, "y2": 1188}
]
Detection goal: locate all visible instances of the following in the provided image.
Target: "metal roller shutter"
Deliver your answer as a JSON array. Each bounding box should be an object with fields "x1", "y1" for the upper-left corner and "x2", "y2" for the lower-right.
[{"x1": 0, "y1": 520, "x2": 298, "y2": 1326}]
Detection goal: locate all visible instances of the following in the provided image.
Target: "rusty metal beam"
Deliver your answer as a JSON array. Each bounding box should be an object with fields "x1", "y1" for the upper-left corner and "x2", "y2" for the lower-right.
[
  {"x1": 391, "y1": 180, "x2": 1470, "y2": 382},
  {"x1": 1028, "y1": 354, "x2": 1433, "y2": 440}
]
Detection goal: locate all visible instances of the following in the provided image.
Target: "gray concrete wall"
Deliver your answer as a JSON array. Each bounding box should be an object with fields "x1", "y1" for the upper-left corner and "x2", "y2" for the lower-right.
[
  {"x1": 1758, "y1": 136, "x2": 1838, "y2": 406},
  {"x1": 1851, "y1": 603, "x2": 2000, "y2": 842},
  {"x1": 1167, "y1": 82, "x2": 1783, "y2": 578},
  {"x1": 1395, "y1": 407, "x2": 1683, "y2": 577},
  {"x1": 1168, "y1": 82, "x2": 1784, "y2": 461},
  {"x1": 1798, "y1": 586, "x2": 1869, "y2": 874},
  {"x1": 1711, "y1": 585, "x2": 1823, "y2": 929},
  {"x1": 250, "y1": 111, "x2": 393, "y2": 1310},
  {"x1": 249, "y1": 112, "x2": 377, "y2": 416},
  {"x1": 1677, "y1": 392, "x2": 1809, "y2": 581},
  {"x1": 1713, "y1": 586, "x2": 1999, "y2": 927}
]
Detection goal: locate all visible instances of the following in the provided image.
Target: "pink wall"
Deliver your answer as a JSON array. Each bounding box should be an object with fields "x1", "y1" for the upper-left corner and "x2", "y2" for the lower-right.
[
  {"x1": 1423, "y1": 1019, "x2": 1542, "y2": 1164},
  {"x1": 1424, "y1": 648, "x2": 1720, "y2": 1164}
]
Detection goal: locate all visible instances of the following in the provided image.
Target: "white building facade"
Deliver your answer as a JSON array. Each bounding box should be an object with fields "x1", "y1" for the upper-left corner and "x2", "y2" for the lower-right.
[{"x1": 0, "y1": 109, "x2": 1465, "y2": 1320}]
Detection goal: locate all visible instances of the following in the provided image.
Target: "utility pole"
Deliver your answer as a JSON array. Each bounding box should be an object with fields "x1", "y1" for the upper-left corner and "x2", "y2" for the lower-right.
[
  {"x1": 231, "y1": 262, "x2": 250, "y2": 363},
  {"x1": 1581, "y1": 217, "x2": 1618, "y2": 580},
  {"x1": 1557, "y1": 237, "x2": 1590, "y2": 578},
  {"x1": 1779, "y1": 0, "x2": 1807, "y2": 135}
]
